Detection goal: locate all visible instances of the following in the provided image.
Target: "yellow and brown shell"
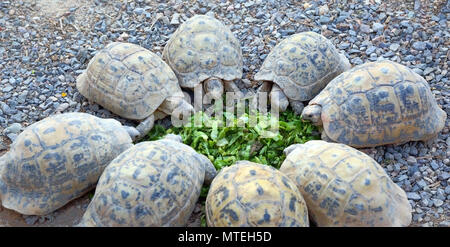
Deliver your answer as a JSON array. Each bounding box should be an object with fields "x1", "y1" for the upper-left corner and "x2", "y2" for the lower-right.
[
  {"x1": 206, "y1": 161, "x2": 309, "y2": 227},
  {"x1": 255, "y1": 31, "x2": 350, "y2": 101},
  {"x1": 280, "y1": 140, "x2": 412, "y2": 226},
  {"x1": 78, "y1": 137, "x2": 216, "y2": 226},
  {"x1": 0, "y1": 113, "x2": 133, "y2": 215},
  {"x1": 76, "y1": 42, "x2": 183, "y2": 120},
  {"x1": 308, "y1": 60, "x2": 447, "y2": 147},
  {"x1": 162, "y1": 15, "x2": 243, "y2": 88}
]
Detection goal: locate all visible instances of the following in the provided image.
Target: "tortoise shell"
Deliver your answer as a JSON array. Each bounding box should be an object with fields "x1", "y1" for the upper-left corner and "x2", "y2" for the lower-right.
[
  {"x1": 76, "y1": 42, "x2": 184, "y2": 120},
  {"x1": 254, "y1": 31, "x2": 350, "y2": 101},
  {"x1": 162, "y1": 15, "x2": 243, "y2": 88},
  {"x1": 308, "y1": 60, "x2": 447, "y2": 147},
  {"x1": 78, "y1": 137, "x2": 216, "y2": 226},
  {"x1": 206, "y1": 161, "x2": 309, "y2": 227},
  {"x1": 280, "y1": 140, "x2": 412, "y2": 227},
  {"x1": 0, "y1": 113, "x2": 133, "y2": 215}
]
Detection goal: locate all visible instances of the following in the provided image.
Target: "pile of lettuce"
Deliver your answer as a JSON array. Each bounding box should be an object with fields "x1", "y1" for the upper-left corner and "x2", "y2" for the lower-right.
[{"x1": 146, "y1": 109, "x2": 320, "y2": 170}]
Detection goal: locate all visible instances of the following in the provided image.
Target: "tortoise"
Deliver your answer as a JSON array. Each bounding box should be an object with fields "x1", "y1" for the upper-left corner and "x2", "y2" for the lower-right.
[
  {"x1": 280, "y1": 140, "x2": 412, "y2": 227},
  {"x1": 163, "y1": 15, "x2": 244, "y2": 101},
  {"x1": 254, "y1": 31, "x2": 350, "y2": 114},
  {"x1": 76, "y1": 42, "x2": 194, "y2": 140},
  {"x1": 78, "y1": 134, "x2": 217, "y2": 227},
  {"x1": 0, "y1": 112, "x2": 135, "y2": 215},
  {"x1": 301, "y1": 60, "x2": 447, "y2": 148},
  {"x1": 205, "y1": 161, "x2": 309, "y2": 227}
]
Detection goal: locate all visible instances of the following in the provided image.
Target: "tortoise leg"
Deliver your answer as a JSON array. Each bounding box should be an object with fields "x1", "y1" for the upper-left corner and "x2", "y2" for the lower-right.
[
  {"x1": 321, "y1": 131, "x2": 333, "y2": 143},
  {"x1": 270, "y1": 84, "x2": 289, "y2": 112},
  {"x1": 223, "y1": 80, "x2": 244, "y2": 99},
  {"x1": 203, "y1": 77, "x2": 224, "y2": 101},
  {"x1": 134, "y1": 114, "x2": 155, "y2": 141},
  {"x1": 251, "y1": 81, "x2": 272, "y2": 113},
  {"x1": 289, "y1": 99, "x2": 305, "y2": 115}
]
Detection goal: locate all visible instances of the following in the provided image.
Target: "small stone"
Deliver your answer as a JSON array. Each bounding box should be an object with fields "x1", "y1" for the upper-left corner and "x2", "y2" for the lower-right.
[
  {"x1": 429, "y1": 160, "x2": 439, "y2": 170},
  {"x1": 3, "y1": 123, "x2": 22, "y2": 135},
  {"x1": 416, "y1": 180, "x2": 427, "y2": 188},
  {"x1": 444, "y1": 186, "x2": 450, "y2": 195},
  {"x1": 433, "y1": 199, "x2": 444, "y2": 207},
  {"x1": 412, "y1": 41, "x2": 426, "y2": 51},
  {"x1": 385, "y1": 153, "x2": 394, "y2": 160},
  {"x1": 170, "y1": 13, "x2": 180, "y2": 25},
  {"x1": 438, "y1": 172, "x2": 450, "y2": 181},
  {"x1": 423, "y1": 67, "x2": 434, "y2": 76},
  {"x1": 351, "y1": 57, "x2": 363, "y2": 65},
  {"x1": 319, "y1": 16, "x2": 330, "y2": 24},
  {"x1": 360, "y1": 24, "x2": 371, "y2": 33},
  {"x1": 406, "y1": 156, "x2": 417, "y2": 165},
  {"x1": 406, "y1": 192, "x2": 421, "y2": 200},
  {"x1": 339, "y1": 43, "x2": 350, "y2": 49},
  {"x1": 397, "y1": 175, "x2": 408, "y2": 181},
  {"x1": 55, "y1": 103, "x2": 69, "y2": 113},
  {"x1": 318, "y1": 5, "x2": 329, "y2": 15},
  {"x1": 365, "y1": 46, "x2": 376, "y2": 54},
  {"x1": 372, "y1": 22, "x2": 384, "y2": 32},
  {"x1": 133, "y1": 8, "x2": 144, "y2": 15},
  {"x1": 2, "y1": 85, "x2": 13, "y2": 93},
  {"x1": 389, "y1": 43, "x2": 400, "y2": 52}
]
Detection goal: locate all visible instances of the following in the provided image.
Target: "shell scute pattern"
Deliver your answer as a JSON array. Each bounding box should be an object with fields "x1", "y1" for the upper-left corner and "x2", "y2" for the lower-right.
[
  {"x1": 163, "y1": 15, "x2": 243, "y2": 88},
  {"x1": 79, "y1": 139, "x2": 214, "y2": 226},
  {"x1": 206, "y1": 161, "x2": 309, "y2": 227},
  {"x1": 0, "y1": 113, "x2": 133, "y2": 215},
  {"x1": 280, "y1": 140, "x2": 412, "y2": 226},
  {"x1": 77, "y1": 42, "x2": 182, "y2": 120},
  {"x1": 311, "y1": 61, "x2": 446, "y2": 147},
  {"x1": 255, "y1": 32, "x2": 350, "y2": 101}
]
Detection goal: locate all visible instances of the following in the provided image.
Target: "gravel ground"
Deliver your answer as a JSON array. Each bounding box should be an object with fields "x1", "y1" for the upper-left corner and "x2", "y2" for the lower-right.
[{"x1": 0, "y1": 0, "x2": 449, "y2": 227}]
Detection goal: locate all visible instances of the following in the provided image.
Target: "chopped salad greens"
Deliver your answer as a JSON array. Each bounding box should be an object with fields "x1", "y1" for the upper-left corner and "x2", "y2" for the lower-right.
[{"x1": 146, "y1": 109, "x2": 320, "y2": 170}]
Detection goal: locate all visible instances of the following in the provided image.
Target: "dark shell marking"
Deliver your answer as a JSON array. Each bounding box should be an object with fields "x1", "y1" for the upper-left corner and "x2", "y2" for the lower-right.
[
  {"x1": 206, "y1": 161, "x2": 309, "y2": 227},
  {"x1": 0, "y1": 113, "x2": 133, "y2": 215}
]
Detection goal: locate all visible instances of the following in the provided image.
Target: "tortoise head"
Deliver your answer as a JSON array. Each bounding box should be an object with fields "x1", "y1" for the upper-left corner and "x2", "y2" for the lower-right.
[{"x1": 301, "y1": 104, "x2": 322, "y2": 126}]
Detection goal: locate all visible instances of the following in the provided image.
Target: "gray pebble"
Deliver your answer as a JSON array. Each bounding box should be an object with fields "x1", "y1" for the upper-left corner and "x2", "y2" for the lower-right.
[
  {"x1": 407, "y1": 192, "x2": 421, "y2": 200},
  {"x1": 389, "y1": 43, "x2": 400, "y2": 52},
  {"x1": 3, "y1": 123, "x2": 22, "y2": 134},
  {"x1": 412, "y1": 41, "x2": 426, "y2": 51}
]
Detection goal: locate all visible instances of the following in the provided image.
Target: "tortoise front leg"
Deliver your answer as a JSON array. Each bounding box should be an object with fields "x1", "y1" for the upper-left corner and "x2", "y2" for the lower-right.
[
  {"x1": 203, "y1": 77, "x2": 224, "y2": 101},
  {"x1": 250, "y1": 81, "x2": 272, "y2": 113},
  {"x1": 321, "y1": 130, "x2": 333, "y2": 143},
  {"x1": 288, "y1": 99, "x2": 305, "y2": 115},
  {"x1": 223, "y1": 80, "x2": 244, "y2": 99},
  {"x1": 132, "y1": 114, "x2": 155, "y2": 141},
  {"x1": 270, "y1": 83, "x2": 289, "y2": 112}
]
